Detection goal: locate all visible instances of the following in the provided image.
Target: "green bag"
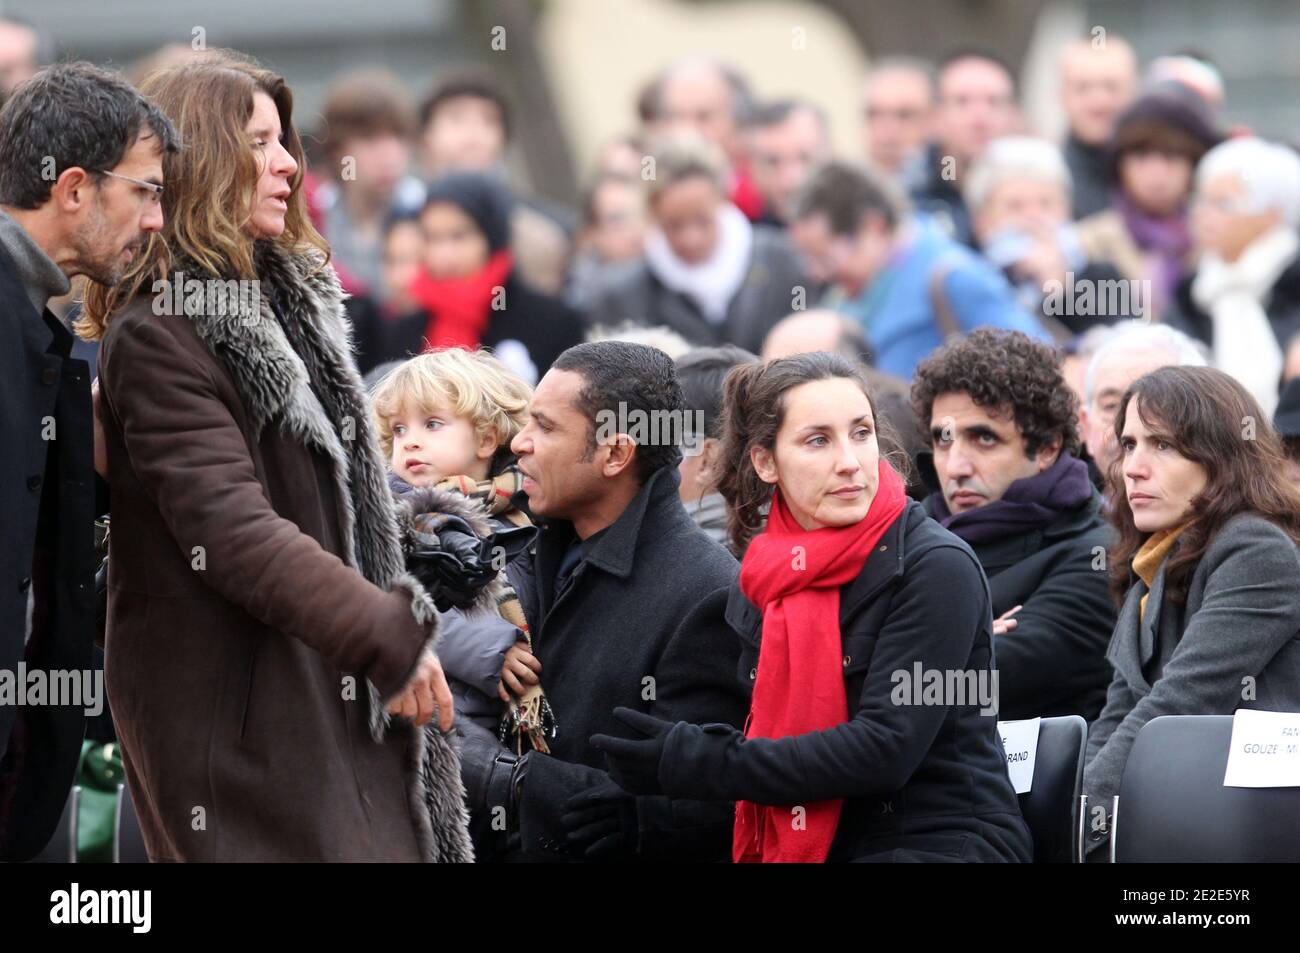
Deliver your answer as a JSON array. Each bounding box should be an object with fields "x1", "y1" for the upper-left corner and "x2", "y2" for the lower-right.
[{"x1": 75, "y1": 740, "x2": 124, "y2": 863}]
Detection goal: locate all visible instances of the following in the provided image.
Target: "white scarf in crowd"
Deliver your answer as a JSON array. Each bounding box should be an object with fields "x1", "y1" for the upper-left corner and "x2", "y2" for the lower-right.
[
  {"x1": 1192, "y1": 225, "x2": 1298, "y2": 418},
  {"x1": 644, "y1": 202, "x2": 754, "y2": 325}
]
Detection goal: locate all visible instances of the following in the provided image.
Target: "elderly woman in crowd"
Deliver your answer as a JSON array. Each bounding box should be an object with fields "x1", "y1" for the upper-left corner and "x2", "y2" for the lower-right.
[
  {"x1": 966, "y1": 135, "x2": 1135, "y2": 336},
  {"x1": 1083, "y1": 365, "x2": 1300, "y2": 857},
  {"x1": 586, "y1": 133, "x2": 809, "y2": 354},
  {"x1": 1166, "y1": 137, "x2": 1300, "y2": 417}
]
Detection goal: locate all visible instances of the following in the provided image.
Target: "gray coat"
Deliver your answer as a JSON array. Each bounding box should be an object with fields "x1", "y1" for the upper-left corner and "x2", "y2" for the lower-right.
[
  {"x1": 1083, "y1": 513, "x2": 1300, "y2": 850},
  {"x1": 586, "y1": 226, "x2": 810, "y2": 353}
]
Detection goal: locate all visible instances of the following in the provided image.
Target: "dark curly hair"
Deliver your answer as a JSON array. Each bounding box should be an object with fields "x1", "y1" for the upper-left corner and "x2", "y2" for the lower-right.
[{"x1": 910, "y1": 329, "x2": 1079, "y2": 458}]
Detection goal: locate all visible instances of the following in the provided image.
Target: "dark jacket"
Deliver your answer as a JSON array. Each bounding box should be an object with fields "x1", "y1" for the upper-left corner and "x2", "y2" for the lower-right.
[
  {"x1": 464, "y1": 464, "x2": 748, "y2": 860},
  {"x1": 660, "y1": 501, "x2": 1033, "y2": 862},
  {"x1": 1166, "y1": 255, "x2": 1300, "y2": 354},
  {"x1": 384, "y1": 273, "x2": 585, "y2": 382},
  {"x1": 907, "y1": 143, "x2": 976, "y2": 248},
  {"x1": 0, "y1": 248, "x2": 95, "y2": 861},
  {"x1": 1063, "y1": 135, "x2": 1112, "y2": 221},
  {"x1": 387, "y1": 475, "x2": 536, "y2": 735},
  {"x1": 925, "y1": 487, "x2": 1117, "y2": 721},
  {"x1": 97, "y1": 243, "x2": 472, "y2": 862},
  {"x1": 587, "y1": 226, "x2": 810, "y2": 353},
  {"x1": 1083, "y1": 513, "x2": 1300, "y2": 853}
]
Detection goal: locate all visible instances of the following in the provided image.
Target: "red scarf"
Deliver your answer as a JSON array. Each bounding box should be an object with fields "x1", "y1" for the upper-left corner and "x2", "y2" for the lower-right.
[
  {"x1": 733, "y1": 460, "x2": 907, "y2": 863},
  {"x1": 728, "y1": 160, "x2": 765, "y2": 222},
  {"x1": 409, "y1": 249, "x2": 514, "y2": 351}
]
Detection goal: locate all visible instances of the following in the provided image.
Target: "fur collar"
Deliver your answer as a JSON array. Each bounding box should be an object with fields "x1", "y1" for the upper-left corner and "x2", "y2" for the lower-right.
[{"x1": 174, "y1": 240, "x2": 472, "y2": 863}]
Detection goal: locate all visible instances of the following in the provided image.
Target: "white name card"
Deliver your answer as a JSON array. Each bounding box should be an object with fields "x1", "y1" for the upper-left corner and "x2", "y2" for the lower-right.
[
  {"x1": 1223, "y1": 709, "x2": 1300, "y2": 788},
  {"x1": 998, "y1": 717, "x2": 1041, "y2": 794}
]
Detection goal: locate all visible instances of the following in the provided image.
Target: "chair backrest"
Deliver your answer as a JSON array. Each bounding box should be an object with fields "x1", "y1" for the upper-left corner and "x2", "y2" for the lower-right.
[
  {"x1": 27, "y1": 785, "x2": 80, "y2": 863},
  {"x1": 1115, "y1": 714, "x2": 1300, "y2": 862},
  {"x1": 1014, "y1": 715, "x2": 1087, "y2": 863},
  {"x1": 114, "y1": 782, "x2": 150, "y2": 863}
]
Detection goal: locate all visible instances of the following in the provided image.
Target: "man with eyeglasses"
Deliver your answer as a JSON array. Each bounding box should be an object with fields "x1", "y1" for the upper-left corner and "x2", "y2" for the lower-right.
[{"x1": 0, "y1": 61, "x2": 177, "y2": 861}]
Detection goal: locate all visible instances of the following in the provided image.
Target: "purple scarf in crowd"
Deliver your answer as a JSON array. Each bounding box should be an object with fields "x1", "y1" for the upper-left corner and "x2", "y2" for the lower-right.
[
  {"x1": 1117, "y1": 193, "x2": 1193, "y2": 314},
  {"x1": 928, "y1": 453, "x2": 1094, "y2": 545}
]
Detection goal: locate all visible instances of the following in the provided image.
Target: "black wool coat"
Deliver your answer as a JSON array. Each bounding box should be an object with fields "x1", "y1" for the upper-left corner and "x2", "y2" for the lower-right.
[
  {"x1": 925, "y1": 489, "x2": 1118, "y2": 721},
  {"x1": 0, "y1": 247, "x2": 95, "y2": 861},
  {"x1": 475, "y1": 464, "x2": 748, "y2": 861},
  {"x1": 659, "y1": 501, "x2": 1033, "y2": 862}
]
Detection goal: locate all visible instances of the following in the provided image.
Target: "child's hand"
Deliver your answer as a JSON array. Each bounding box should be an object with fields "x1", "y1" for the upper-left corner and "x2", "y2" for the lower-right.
[{"x1": 498, "y1": 640, "x2": 542, "y2": 702}]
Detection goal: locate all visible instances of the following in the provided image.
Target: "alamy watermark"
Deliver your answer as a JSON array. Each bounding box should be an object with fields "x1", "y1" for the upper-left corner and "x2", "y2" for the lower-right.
[
  {"x1": 152, "y1": 271, "x2": 262, "y2": 324},
  {"x1": 890, "y1": 662, "x2": 999, "y2": 716},
  {"x1": 0, "y1": 663, "x2": 103, "y2": 716},
  {"x1": 1043, "y1": 273, "x2": 1149, "y2": 318},
  {"x1": 594, "y1": 401, "x2": 707, "y2": 456}
]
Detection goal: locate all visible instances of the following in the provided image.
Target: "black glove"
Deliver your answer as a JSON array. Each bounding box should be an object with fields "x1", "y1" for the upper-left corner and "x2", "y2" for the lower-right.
[
  {"x1": 407, "y1": 516, "x2": 535, "y2": 612},
  {"x1": 589, "y1": 707, "x2": 679, "y2": 796},
  {"x1": 561, "y1": 781, "x2": 639, "y2": 860}
]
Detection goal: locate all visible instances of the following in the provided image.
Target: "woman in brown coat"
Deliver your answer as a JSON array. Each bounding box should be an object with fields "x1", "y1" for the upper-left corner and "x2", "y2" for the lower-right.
[{"x1": 78, "y1": 52, "x2": 473, "y2": 861}]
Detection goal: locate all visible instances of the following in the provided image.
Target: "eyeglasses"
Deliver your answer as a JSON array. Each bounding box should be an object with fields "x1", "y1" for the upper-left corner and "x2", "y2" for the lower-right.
[{"x1": 95, "y1": 169, "x2": 164, "y2": 206}]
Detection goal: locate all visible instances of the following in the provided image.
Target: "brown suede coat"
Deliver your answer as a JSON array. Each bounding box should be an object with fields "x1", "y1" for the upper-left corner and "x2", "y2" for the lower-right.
[{"x1": 97, "y1": 243, "x2": 473, "y2": 861}]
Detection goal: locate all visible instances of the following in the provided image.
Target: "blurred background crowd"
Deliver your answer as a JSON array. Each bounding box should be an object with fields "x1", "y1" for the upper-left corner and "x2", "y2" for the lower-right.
[{"x1": 6, "y1": 0, "x2": 1300, "y2": 453}]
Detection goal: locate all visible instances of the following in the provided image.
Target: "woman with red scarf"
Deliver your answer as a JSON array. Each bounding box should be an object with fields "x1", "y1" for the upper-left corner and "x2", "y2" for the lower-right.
[
  {"x1": 592, "y1": 352, "x2": 1032, "y2": 862},
  {"x1": 384, "y1": 172, "x2": 584, "y2": 384}
]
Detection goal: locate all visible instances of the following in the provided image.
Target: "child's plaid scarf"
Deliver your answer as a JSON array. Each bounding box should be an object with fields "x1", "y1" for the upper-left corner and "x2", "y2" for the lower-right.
[{"x1": 435, "y1": 467, "x2": 556, "y2": 754}]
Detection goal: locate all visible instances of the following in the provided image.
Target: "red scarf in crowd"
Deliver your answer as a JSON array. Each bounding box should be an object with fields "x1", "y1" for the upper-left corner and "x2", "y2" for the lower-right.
[
  {"x1": 409, "y1": 249, "x2": 514, "y2": 351},
  {"x1": 733, "y1": 460, "x2": 907, "y2": 863}
]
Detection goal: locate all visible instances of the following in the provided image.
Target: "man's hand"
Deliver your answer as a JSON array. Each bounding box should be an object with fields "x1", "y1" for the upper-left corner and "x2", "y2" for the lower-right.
[
  {"x1": 497, "y1": 639, "x2": 541, "y2": 702},
  {"x1": 993, "y1": 604, "x2": 1022, "y2": 636},
  {"x1": 387, "y1": 648, "x2": 454, "y2": 731},
  {"x1": 562, "y1": 781, "x2": 638, "y2": 859}
]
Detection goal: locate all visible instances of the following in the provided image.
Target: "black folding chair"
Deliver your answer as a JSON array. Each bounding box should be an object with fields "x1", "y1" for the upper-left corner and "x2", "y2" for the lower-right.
[
  {"x1": 1005, "y1": 715, "x2": 1087, "y2": 863},
  {"x1": 113, "y1": 782, "x2": 150, "y2": 863},
  {"x1": 1113, "y1": 714, "x2": 1300, "y2": 862}
]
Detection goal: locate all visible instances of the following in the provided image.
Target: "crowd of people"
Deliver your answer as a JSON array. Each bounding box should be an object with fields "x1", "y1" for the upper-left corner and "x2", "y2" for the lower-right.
[{"x1": 4, "y1": 13, "x2": 1300, "y2": 864}]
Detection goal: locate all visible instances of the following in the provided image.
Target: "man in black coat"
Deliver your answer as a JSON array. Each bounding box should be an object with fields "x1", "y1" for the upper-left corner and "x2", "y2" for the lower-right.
[
  {"x1": 0, "y1": 63, "x2": 177, "y2": 860},
  {"x1": 910, "y1": 329, "x2": 1116, "y2": 721},
  {"x1": 457, "y1": 341, "x2": 747, "y2": 861}
]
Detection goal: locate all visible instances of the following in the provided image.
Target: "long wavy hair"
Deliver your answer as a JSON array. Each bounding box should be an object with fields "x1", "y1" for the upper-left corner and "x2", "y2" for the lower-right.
[
  {"x1": 77, "y1": 50, "x2": 327, "y2": 339},
  {"x1": 1107, "y1": 365, "x2": 1300, "y2": 605},
  {"x1": 715, "y1": 352, "x2": 910, "y2": 556}
]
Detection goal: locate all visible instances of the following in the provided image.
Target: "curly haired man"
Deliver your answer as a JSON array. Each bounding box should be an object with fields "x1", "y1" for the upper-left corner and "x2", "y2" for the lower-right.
[{"x1": 911, "y1": 329, "x2": 1116, "y2": 720}]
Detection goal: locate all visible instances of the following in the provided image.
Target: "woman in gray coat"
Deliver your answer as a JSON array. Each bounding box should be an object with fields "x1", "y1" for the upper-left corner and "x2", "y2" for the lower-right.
[{"x1": 1084, "y1": 366, "x2": 1300, "y2": 856}]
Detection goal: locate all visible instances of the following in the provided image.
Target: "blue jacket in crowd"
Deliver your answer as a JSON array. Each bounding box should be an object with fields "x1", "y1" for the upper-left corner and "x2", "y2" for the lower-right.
[{"x1": 829, "y1": 215, "x2": 1049, "y2": 379}]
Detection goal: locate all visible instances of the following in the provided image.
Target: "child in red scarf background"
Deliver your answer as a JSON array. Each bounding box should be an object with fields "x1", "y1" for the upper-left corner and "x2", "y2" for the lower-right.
[
  {"x1": 382, "y1": 172, "x2": 585, "y2": 386},
  {"x1": 592, "y1": 352, "x2": 1032, "y2": 863}
]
